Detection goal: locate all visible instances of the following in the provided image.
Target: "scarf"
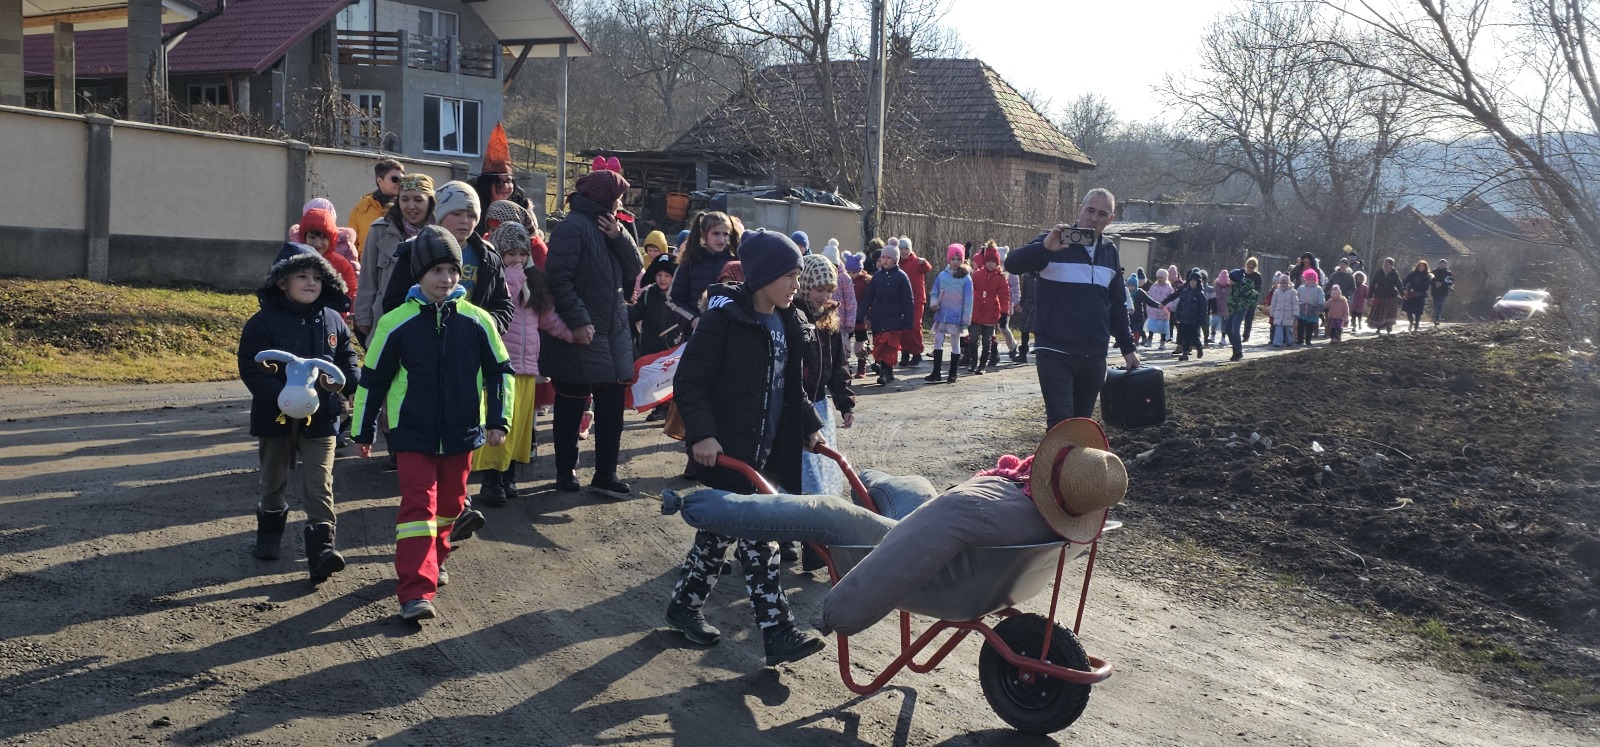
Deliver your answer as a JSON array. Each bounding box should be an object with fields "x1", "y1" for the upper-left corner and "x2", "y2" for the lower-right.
[{"x1": 975, "y1": 454, "x2": 1034, "y2": 497}]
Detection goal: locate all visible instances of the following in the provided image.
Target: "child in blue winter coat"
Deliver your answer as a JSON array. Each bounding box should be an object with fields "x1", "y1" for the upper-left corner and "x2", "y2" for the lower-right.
[
  {"x1": 860, "y1": 243, "x2": 914, "y2": 386},
  {"x1": 924, "y1": 243, "x2": 974, "y2": 383},
  {"x1": 237, "y1": 248, "x2": 361, "y2": 581}
]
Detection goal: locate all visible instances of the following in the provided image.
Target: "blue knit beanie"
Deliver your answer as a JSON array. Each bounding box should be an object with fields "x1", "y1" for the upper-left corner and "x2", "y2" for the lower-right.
[
  {"x1": 740, "y1": 229, "x2": 803, "y2": 291},
  {"x1": 790, "y1": 230, "x2": 809, "y2": 250}
]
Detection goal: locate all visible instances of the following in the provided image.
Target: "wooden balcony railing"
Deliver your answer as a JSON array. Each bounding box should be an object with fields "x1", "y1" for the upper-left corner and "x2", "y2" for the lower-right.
[{"x1": 337, "y1": 30, "x2": 499, "y2": 79}]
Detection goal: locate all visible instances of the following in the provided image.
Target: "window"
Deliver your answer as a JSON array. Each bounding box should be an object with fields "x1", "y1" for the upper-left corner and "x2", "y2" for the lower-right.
[
  {"x1": 341, "y1": 90, "x2": 385, "y2": 148},
  {"x1": 423, "y1": 95, "x2": 480, "y2": 155},
  {"x1": 336, "y1": 0, "x2": 372, "y2": 31},
  {"x1": 1025, "y1": 171, "x2": 1051, "y2": 223},
  {"x1": 187, "y1": 81, "x2": 231, "y2": 107},
  {"x1": 417, "y1": 9, "x2": 458, "y2": 39}
]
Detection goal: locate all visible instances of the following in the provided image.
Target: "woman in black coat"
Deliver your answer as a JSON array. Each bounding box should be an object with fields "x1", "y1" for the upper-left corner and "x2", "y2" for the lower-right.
[
  {"x1": 542, "y1": 170, "x2": 643, "y2": 494},
  {"x1": 1401, "y1": 259, "x2": 1432, "y2": 332}
]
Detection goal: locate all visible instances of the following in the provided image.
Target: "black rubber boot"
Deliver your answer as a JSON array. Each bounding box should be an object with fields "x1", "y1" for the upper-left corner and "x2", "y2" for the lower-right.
[
  {"x1": 305, "y1": 523, "x2": 346, "y2": 583},
  {"x1": 947, "y1": 353, "x2": 960, "y2": 383},
  {"x1": 882, "y1": 362, "x2": 896, "y2": 384},
  {"x1": 252, "y1": 508, "x2": 288, "y2": 560},
  {"x1": 987, "y1": 340, "x2": 1000, "y2": 368},
  {"x1": 923, "y1": 350, "x2": 944, "y2": 383},
  {"x1": 500, "y1": 466, "x2": 519, "y2": 502},
  {"x1": 477, "y1": 469, "x2": 506, "y2": 508}
]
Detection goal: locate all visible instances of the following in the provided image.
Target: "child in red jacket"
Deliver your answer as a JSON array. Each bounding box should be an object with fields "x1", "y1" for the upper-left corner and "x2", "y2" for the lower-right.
[{"x1": 967, "y1": 243, "x2": 1011, "y2": 375}]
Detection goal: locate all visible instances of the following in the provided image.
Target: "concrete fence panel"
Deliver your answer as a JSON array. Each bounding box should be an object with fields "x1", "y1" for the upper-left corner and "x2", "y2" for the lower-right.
[
  {"x1": 0, "y1": 107, "x2": 90, "y2": 278},
  {"x1": 0, "y1": 105, "x2": 459, "y2": 289}
]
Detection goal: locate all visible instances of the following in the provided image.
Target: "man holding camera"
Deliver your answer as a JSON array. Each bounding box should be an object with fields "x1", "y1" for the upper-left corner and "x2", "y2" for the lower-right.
[{"x1": 1004, "y1": 188, "x2": 1140, "y2": 427}]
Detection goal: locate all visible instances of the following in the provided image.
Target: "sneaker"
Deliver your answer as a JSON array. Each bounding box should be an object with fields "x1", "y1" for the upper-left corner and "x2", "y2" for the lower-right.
[
  {"x1": 590, "y1": 474, "x2": 631, "y2": 497},
  {"x1": 556, "y1": 473, "x2": 582, "y2": 492},
  {"x1": 400, "y1": 599, "x2": 436, "y2": 621},
  {"x1": 437, "y1": 564, "x2": 450, "y2": 587},
  {"x1": 665, "y1": 602, "x2": 721, "y2": 645},
  {"x1": 762, "y1": 622, "x2": 826, "y2": 666},
  {"x1": 449, "y1": 509, "x2": 486, "y2": 543}
]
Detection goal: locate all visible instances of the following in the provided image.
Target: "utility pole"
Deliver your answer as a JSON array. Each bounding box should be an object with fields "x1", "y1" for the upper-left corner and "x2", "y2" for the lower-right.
[{"x1": 860, "y1": 0, "x2": 887, "y2": 251}]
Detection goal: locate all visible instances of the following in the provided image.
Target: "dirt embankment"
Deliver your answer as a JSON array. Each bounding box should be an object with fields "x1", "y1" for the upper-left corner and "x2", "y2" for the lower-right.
[{"x1": 1112, "y1": 317, "x2": 1600, "y2": 705}]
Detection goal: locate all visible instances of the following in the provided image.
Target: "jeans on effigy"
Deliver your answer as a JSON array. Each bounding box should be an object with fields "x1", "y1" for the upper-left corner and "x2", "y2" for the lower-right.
[{"x1": 659, "y1": 468, "x2": 937, "y2": 546}]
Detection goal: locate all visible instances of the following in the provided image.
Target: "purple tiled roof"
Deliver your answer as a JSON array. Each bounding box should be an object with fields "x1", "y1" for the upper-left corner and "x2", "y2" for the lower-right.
[{"x1": 24, "y1": 0, "x2": 351, "y2": 78}]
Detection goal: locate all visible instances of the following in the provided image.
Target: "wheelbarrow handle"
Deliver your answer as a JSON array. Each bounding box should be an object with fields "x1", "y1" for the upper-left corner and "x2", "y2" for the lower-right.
[
  {"x1": 808, "y1": 443, "x2": 880, "y2": 515},
  {"x1": 712, "y1": 454, "x2": 779, "y2": 495}
]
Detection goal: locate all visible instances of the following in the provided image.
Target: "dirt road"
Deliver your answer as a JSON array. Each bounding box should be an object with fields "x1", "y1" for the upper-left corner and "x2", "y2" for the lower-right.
[{"x1": 1, "y1": 338, "x2": 1594, "y2": 745}]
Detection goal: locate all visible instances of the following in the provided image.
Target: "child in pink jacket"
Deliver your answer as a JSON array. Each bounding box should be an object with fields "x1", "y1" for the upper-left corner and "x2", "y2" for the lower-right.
[{"x1": 472, "y1": 222, "x2": 573, "y2": 507}]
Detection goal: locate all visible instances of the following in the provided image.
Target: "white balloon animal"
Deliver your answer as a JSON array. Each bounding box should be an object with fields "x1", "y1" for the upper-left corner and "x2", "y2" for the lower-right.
[{"x1": 254, "y1": 350, "x2": 347, "y2": 423}]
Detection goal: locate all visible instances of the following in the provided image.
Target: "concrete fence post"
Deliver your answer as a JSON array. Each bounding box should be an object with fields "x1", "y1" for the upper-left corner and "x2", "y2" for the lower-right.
[
  {"x1": 84, "y1": 114, "x2": 114, "y2": 282},
  {"x1": 286, "y1": 140, "x2": 309, "y2": 227}
]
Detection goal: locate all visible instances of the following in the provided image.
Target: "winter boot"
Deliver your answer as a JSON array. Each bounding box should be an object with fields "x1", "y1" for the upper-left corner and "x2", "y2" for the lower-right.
[
  {"x1": 947, "y1": 353, "x2": 961, "y2": 383},
  {"x1": 763, "y1": 621, "x2": 826, "y2": 666},
  {"x1": 500, "y1": 465, "x2": 519, "y2": 503},
  {"x1": 666, "y1": 600, "x2": 721, "y2": 645},
  {"x1": 252, "y1": 507, "x2": 288, "y2": 560},
  {"x1": 899, "y1": 351, "x2": 911, "y2": 367},
  {"x1": 477, "y1": 469, "x2": 506, "y2": 508},
  {"x1": 881, "y1": 362, "x2": 896, "y2": 385},
  {"x1": 987, "y1": 340, "x2": 1001, "y2": 368},
  {"x1": 855, "y1": 357, "x2": 868, "y2": 379},
  {"x1": 911, "y1": 353, "x2": 924, "y2": 366},
  {"x1": 973, "y1": 345, "x2": 988, "y2": 375},
  {"x1": 923, "y1": 350, "x2": 945, "y2": 383},
  {"x1": 304, "y1": 523, "x2": 346, "y2": 583},
  {"x1": 873, "y1": 362, "x2": 887, "y2": 386}
]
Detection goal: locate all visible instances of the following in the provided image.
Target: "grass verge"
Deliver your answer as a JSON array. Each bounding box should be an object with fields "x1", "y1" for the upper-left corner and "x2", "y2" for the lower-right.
[{"x1": 0, "y1": 278, "x2": 258, "y2": 385}]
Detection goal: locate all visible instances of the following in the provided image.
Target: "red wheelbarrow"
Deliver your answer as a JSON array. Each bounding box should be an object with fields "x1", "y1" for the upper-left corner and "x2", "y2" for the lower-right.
[{"x1": 713, "y1": 445, "x2": 1117, "y2": 734}]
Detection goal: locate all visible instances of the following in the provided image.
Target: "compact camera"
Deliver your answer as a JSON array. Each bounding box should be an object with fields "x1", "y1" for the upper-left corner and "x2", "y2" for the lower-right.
[{"x1": 1062, "y1": 226, "x2": 1098, "y2": 246}]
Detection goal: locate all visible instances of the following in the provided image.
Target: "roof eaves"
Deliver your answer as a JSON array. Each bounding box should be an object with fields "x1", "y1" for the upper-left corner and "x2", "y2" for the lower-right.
[{"x1": 247, "y1": 0, "x2": 355, "y2": 75}]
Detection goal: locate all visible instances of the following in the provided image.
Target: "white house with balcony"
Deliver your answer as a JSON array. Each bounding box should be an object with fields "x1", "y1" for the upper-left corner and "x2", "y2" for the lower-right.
[{"x1": 18, "y1": 0, "x2": 586, "y2": 172}]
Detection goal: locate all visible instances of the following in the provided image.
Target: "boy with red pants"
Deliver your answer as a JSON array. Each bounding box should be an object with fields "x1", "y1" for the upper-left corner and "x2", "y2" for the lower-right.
[
  {"x1": 860, "y1": 242, "x2": 914, "y2": 385},
  {"x1": 353, "y1": 225, "x2": 514, "y2": 622}
]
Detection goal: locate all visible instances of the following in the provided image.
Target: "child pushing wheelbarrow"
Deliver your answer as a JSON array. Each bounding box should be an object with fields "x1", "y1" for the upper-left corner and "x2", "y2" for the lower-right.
[{"x1": 660, "y1": 417, "x2": 1125, "y2": 734}]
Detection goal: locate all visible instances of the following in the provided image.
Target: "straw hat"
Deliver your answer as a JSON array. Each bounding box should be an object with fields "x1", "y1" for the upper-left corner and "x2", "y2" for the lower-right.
[{"x1": 1029, "y1": 418, "x2": 1128, "y2": 544}]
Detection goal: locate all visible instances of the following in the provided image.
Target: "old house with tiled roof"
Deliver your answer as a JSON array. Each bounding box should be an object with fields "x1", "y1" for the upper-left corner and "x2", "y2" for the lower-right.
[{"x1": 667, "y1": 58, "x2": 1096, "y2": 227}]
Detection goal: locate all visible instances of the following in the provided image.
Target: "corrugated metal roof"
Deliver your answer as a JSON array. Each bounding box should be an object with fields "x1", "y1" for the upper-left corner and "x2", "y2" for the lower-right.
[{"x1": 23, "y1": 0, "x2": 350, "y2": 78}]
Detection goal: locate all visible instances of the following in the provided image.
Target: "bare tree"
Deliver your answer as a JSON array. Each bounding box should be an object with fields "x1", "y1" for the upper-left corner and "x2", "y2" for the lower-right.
[
  {"x1": 1056, "y1": 93, "x2": 1119, "y2": 157},
  {"x1": 1162, "y1": 1, "x2": 1318, "y2": 215},
  {"x1": 1312, "y1": 0, "x2": 1600, "y2": 276}
]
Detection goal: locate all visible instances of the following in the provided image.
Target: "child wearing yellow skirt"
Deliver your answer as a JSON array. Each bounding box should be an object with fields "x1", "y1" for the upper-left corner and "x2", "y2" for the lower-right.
[{"x1": 472, "y1": 224, "x2": 573, "y2": 508}]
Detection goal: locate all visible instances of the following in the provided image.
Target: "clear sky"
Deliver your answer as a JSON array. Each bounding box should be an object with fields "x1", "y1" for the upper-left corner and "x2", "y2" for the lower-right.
[{"x1": 943, "y1": 0, "x2": 1239, "y2": 125}]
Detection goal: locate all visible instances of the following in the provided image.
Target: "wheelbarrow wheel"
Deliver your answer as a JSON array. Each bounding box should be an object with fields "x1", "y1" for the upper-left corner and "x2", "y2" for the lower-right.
[{"x1": 978, "y1": 613, "x2": 1091, "y2": 734}]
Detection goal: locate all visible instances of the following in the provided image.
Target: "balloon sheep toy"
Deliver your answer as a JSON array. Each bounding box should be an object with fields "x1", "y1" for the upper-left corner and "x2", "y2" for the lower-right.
[{"x1": 254, "y1": 350, "x2": 347, "y2": 425}]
